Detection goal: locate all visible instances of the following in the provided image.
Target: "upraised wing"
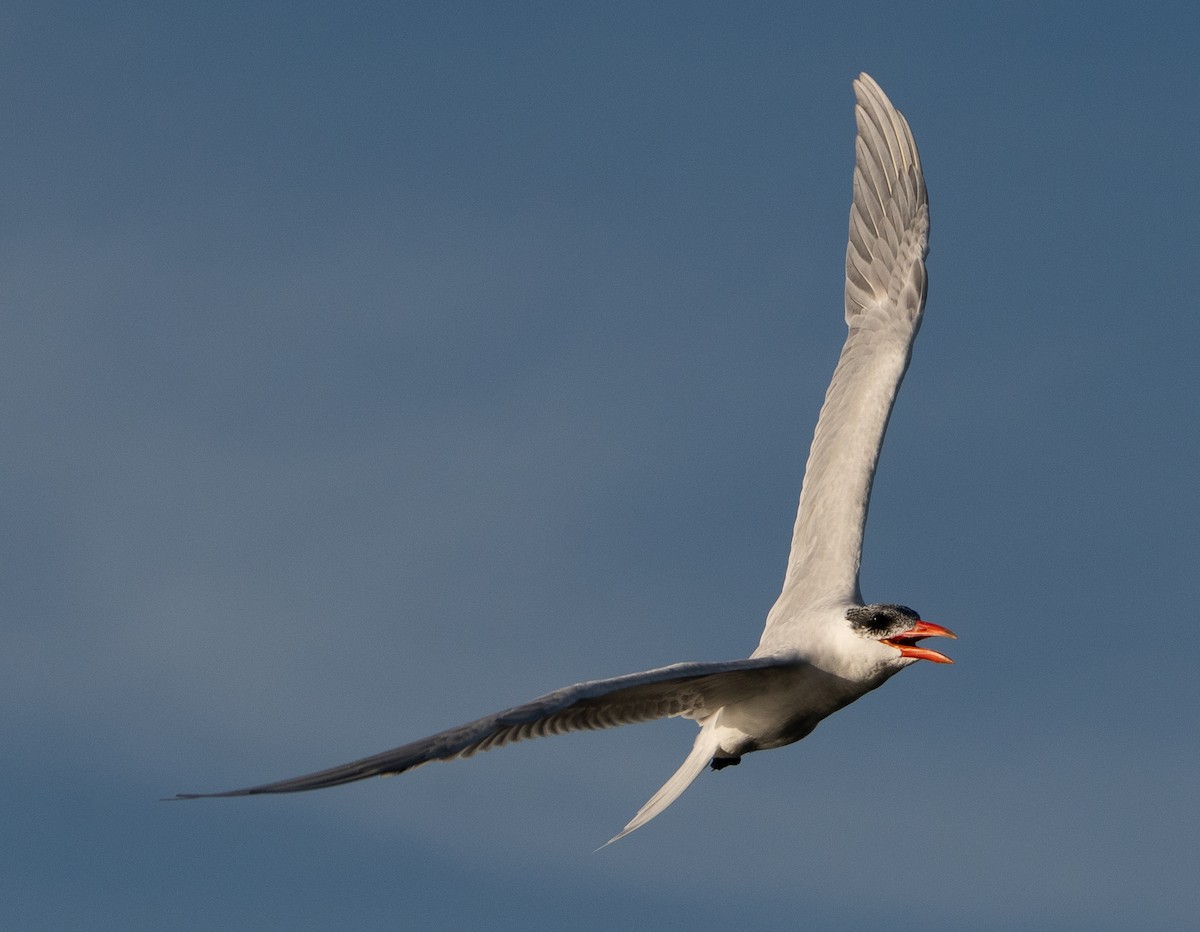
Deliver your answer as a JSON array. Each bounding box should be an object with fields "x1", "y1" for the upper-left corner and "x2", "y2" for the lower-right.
[
  {"x1": 761, "y1": 73, "x2": 929, "y2": 642},
  {"x1": 169, "y1": 658, "x2": 792, "y2": 798}
]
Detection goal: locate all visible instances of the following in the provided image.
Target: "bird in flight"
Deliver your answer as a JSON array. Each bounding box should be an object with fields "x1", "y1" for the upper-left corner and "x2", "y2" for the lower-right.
[{"x1": 172, "y1": 73, "x2": 953, "y2": 845}]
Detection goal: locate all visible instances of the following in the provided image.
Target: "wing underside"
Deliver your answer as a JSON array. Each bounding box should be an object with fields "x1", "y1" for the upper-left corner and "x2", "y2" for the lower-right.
[{"x1": 761, "y1": 73, "x2": 929, "y2": 643}]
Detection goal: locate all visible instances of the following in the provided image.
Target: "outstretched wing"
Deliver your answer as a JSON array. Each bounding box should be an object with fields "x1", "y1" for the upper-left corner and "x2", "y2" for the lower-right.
[
  {"x1": 761, "y1": 73, "x2": 929, "y2": 641},
  {"x1": 169, "y1": 658, "x2": 792, "y2": 798}
]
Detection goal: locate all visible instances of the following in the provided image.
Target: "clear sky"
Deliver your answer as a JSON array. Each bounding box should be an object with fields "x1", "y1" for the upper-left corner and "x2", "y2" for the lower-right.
[{"x1": 5, "y1": 2, "x2": 1199, "y2": 929}]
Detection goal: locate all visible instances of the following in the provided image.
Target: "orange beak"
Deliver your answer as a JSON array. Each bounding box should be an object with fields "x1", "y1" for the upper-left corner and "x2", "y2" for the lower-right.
[{"x1": 882, "y1": 620, "x2": 957, "y2": 664}]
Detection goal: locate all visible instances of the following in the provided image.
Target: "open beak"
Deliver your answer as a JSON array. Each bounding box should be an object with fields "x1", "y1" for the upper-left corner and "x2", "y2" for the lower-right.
[{"x1": 882, "y1": 620, "x2": 957, "y2": 664}]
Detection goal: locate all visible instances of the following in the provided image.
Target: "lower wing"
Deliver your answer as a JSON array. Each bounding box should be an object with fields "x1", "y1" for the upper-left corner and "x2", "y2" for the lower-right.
[{"x1": 168, "y1": 657, "x2": 796, "y2": 799}]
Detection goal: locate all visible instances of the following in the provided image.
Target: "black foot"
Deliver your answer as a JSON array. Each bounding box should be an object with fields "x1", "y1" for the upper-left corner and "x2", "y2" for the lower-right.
[{"x1": 710, "y1": 756, "x2": 741, "y2": 771}]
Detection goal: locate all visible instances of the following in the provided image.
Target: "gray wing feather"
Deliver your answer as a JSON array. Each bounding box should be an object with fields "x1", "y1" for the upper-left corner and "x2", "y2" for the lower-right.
[
  {"x1": 169, "y1": 658, "x2": 791, "y2": 798},
  {"x1": 761, "y1": 73, "x2": 929, "y2": 642}
]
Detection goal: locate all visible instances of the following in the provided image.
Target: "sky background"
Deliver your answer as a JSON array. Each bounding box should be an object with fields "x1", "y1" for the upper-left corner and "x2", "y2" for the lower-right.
[{"x1": 5, "y1": 2, "x2": 1199, "y2": 929}]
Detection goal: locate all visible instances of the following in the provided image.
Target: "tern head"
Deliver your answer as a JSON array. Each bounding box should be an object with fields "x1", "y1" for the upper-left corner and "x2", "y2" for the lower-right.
[{"x1": 846, "y1": 604, "x2": 957, "y2": 665}]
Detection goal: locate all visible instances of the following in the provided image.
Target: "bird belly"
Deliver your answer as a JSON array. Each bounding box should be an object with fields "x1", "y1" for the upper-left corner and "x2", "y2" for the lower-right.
[{"x1": 712, "y1": 663, "x2": 877, "y2": 756}]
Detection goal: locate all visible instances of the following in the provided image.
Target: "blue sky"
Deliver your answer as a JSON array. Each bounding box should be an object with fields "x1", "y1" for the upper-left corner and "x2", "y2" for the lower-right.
[{"x1": 5, "y1": 2, "x2": 1199, "y2": 929}]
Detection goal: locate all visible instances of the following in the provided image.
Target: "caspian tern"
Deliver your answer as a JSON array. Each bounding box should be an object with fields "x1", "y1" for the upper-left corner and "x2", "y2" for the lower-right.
[{"x1": 172, "y1": 73, "x2": 954, "y2": 845}]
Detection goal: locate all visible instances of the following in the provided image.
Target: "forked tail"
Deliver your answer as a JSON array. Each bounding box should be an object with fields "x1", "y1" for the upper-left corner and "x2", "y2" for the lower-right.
[{"x1": 599, "y1": 716, "x2": 724, "y2": 848}]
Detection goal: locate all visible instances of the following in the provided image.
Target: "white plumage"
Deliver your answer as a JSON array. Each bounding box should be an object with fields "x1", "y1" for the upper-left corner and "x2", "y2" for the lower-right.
[{"x1": 172, "y1": 73, "x2": 954, "y2": 845}]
